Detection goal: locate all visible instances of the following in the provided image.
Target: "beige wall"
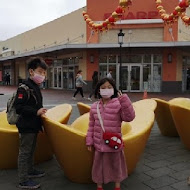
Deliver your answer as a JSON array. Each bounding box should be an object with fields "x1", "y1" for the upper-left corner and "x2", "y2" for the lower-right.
[
  {"x1": 99, "y1": 28, "x2": 164, "y2": 43},
  {"x1": 0, "y1": 7, "x2": 86, "y2": 56},
  {"x1": 17, "y1": 61, "x2": 26, "y2": 79},
  {"x1": 178, "y1": 8, "x2": 190, "y2": 41}
]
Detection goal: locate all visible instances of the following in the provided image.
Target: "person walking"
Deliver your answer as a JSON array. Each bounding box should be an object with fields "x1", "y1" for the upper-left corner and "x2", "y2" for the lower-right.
[
  {"x1": 88, "y1": 71, "x2": 98, "y2": 101},
  {"x1": 6, "y1": 72, "x2": 11, "y2": 85},
  {"x1": 72, "y1": 70, "x2": 87, "y2": 100},
  {"x1": 106, "y1": 70, "x2": 113, "y2": 79},
  {"x1": 14, "y1": 57, "x2": 48, "y2": 189},
  {"x1": 86, "y1": 78, "x2": 135, "y2": 190}
]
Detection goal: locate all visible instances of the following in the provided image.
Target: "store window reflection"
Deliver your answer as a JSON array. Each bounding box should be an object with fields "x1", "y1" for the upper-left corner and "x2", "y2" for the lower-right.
[
  {"x1": 143, "y1": 64, "x2": 151, "y2": 91},
  {"x1": 153, "y1": 65, "x2": 161, "y2": 92}
]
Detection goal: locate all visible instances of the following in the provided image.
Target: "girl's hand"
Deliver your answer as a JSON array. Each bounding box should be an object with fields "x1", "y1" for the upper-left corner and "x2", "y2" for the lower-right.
[
  {"x1": 117, "y1": 90, "x2": 123, "y2": 97},
  {"x1": 87, "y1": 146, "x2": 93, "y2": 152}
]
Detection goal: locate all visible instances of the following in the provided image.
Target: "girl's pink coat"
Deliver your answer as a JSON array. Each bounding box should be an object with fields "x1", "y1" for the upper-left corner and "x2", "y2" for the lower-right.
[{"x1": 86, "y1": 94, "x2": 135, "y2": 152}]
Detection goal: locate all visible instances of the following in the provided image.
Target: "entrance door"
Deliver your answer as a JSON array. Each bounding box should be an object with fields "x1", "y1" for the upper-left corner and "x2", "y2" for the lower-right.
[
  {"x1": 120, "y1": 64, "x2": 142, "y2": 92},
  {"x1": 130, "y1": 65, "x2": 141, "y2": 92},
  {"x1": 53, "y1": 67, "x2": 62, "y2": 89}
]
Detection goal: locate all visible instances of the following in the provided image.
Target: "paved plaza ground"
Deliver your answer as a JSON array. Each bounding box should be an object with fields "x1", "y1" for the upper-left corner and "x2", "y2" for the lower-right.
[{"x1": 0, "y1": 86, "x2": 190, "y2": 190}]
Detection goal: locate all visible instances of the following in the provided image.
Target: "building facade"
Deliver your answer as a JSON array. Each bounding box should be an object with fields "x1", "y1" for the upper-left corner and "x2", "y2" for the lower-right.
[{"x1": 0, "y1": 0, "x2": 190, "y2": 93}]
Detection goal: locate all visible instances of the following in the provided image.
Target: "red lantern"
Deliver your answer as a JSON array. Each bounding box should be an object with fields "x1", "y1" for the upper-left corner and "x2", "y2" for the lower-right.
[
  {"x1": 173, "y1": 10, "x2": 178, "y2": 16},
  {"x1": 102, "y1": 22, "x2": 108, "y2": 28},
  {"x1": 179, "y1": 0, "x2": 189, "y2": 8},
  {"x1": 108, "y1": 16, "x2": 115, "y2": 23},
  {"x1": 116, "y1": 6, "x2": 123, "y2": 15}
]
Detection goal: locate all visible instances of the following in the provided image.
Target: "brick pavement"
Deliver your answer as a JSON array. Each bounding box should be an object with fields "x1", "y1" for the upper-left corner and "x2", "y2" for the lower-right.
[{"x1": 0, "y1": 86, "x2": 190, "y2": 190}]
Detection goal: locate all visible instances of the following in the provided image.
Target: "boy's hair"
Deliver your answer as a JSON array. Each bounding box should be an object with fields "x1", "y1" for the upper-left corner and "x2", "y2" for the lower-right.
[
  {"x1": 95, "y1": 77, "x2": 118, "y2": 99},
  {"x1": 27, "y1": 57, "x2": 47, "y2": 71}
]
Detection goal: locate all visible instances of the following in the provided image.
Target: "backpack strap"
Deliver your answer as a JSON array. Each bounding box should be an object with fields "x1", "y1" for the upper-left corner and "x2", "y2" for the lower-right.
[
  {"x1": 18, "y1": 84, "x2": 37, "y2": 104},
  {"x1": 19, "y1": 84, "x2": 30, "y2": 101}
]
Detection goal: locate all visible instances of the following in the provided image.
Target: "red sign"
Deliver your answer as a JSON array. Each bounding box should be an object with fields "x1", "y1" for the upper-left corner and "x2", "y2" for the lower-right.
[
  {"x1": 104, "y1": 11, "x2": 159, "y2": 20},
  {"x1": 45, "y1": 59, "x2": 53, "y2": 66}
]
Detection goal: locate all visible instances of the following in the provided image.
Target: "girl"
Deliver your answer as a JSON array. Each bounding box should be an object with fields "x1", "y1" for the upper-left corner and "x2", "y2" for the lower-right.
[
  {"x1": 86, "y1": 78, "x2": 135, "y2": 190},
  {"x1": 72, "y1": 70, "x2": 87, "y2": 100}
]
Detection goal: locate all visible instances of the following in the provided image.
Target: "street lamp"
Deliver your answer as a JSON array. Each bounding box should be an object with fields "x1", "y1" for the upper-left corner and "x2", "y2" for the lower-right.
[{"x1": 118, "y1": 29, "x2": 125, "y2": 91}]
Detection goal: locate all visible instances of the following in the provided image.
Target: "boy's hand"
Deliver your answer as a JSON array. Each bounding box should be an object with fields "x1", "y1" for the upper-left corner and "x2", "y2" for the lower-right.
[{"x1": 37, "y1": 108, "x2": 47, "y2": 116}]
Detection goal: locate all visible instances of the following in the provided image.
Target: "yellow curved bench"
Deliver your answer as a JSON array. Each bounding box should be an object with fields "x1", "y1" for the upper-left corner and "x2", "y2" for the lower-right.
[
  {"x1": 0, "y1": 111, "x2": 53, "y2": 169},
  {"x1": 169, "y1": 98, "x2": 190, "y2": 149},
  {"x1": 42, "y1": 99, "x2": 156, "y2": 183},
  {"x1": 45, "y1": 104, "x2": 72, "y2": 124},
  {"x1": 77, "y1": 102, "x2": 90, "y2": 115},
  {"x1": 153, "y1": 98, "x2": 178, "y2": 137}
]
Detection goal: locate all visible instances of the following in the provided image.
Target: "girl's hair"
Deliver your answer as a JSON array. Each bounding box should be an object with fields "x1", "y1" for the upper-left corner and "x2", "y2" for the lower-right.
[
  {"x1": 95, "y1": 77, "x2": 118, "y2": 99},
  {"x1": 27, "y1": 57, "x2": 47, "y2": 70},
  {"x1": 77, "y1": 70, "x2": 82, "y2": 74}
]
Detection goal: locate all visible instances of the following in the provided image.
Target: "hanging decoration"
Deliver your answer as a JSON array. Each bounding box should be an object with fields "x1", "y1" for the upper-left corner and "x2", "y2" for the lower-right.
[
  {"x1": 181, "y1": 12, "x2": 190, "y2": 25},
  {"x1": 155, "y1": 0, "x2": 190, "y2": 25},
  {"x1": 82, "y1": 0, "x2": 132, "y2": 32}
]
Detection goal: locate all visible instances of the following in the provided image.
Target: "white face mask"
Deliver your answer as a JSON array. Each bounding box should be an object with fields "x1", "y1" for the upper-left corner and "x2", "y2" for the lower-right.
[
  {"x1": 32, "y1": 72, "x2": 45, "y2": 85},
  {"x1": 100, "y1": 89, "x2": 114, "y2": 99}
]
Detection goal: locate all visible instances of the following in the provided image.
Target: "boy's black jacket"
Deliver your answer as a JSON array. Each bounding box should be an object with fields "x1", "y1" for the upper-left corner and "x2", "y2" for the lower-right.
[{"x1": 15, "y1": 78, "x2": 43, "y2": 133}]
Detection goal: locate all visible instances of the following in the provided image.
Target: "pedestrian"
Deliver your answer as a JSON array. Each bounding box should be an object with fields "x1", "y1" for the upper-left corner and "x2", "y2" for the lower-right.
[
  {"x1": 6, "y1": 72, "x2": 10, "y2": 85},
  {"x1": 72, "y1": 70, "x2": 87, "y2": 100},
  {"x1": 88, "y1": 71, "x2": 98, "y2": 101},
  {"x1": 86, "y1": 77, "x2": 135, "y2": 190},
  {"x1": 106, "y1": 70, "x2": 113, "y2": 79},
  {"x1": 14, "y1": 57, "x2": 48, "y2": 189}
]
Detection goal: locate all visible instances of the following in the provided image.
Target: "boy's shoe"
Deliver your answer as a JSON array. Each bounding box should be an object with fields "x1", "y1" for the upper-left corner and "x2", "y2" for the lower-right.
[
  {"x1": 187, "y1": 176, "x2": 190, "y2": 185},
  {"x1": 18, "y1": 179, "x2": 40, "y2": 189},
  {"x1": 72, "y1": 97, "x2": 76, "y2": 100},
  {"x1": 83, "y1": 97, "x2": 87, "y2": 99},
  {"x1": 28, "y1": 169, "x2": 45, "y2": 178},
  {"x1": 88, "y1": 97, "x2": 92, "y2": 101}
]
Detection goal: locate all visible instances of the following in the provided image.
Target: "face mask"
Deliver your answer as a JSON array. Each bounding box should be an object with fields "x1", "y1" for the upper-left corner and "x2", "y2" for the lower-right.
[
  {"x1": 32, "y1": 73, "x2": 45, "y2": 85},
  {"x1": 100, "y1": 88, "x2": 114, "y2": 99}
]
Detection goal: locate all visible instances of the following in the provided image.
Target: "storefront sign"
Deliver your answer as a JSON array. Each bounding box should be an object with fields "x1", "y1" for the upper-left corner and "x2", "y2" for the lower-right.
[{"x1": 104, "y1": 11, "x2": 159, "y2": 20}]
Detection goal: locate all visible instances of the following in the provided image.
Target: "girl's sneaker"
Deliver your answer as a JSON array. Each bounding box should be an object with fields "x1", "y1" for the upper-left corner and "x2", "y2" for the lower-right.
[
  {"x1": 114, "y1": 188, "x2": 121, "y2": 190},
  {"x1": 97, "y1": 188, "x2": 103, "y2": 190},
  {"x1": 18, "y1": 179, "x2": 40, "y2": 189},
  {"x1": 88, "y1": 97, "x2": 92, "y2": 101}
]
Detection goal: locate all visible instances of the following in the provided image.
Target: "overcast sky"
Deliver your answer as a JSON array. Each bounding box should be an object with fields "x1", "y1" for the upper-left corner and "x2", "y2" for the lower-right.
[{"x1": 0, "y1": 0, "x2": 86, "y2": 41}]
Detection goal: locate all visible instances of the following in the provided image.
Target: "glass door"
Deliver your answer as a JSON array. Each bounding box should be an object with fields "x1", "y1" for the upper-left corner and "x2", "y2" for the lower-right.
[
  {"x1": 68, "y1": 67, "x2": 74, "y2": 89},
  {"x1": 130, "y1": 65, "x2": 142, "y2": 92},
  {"x1": 120, "y1": 64, "x2": 142, "y2": 92},
  {"x1": 53, "y1": 67, "x2": 62, "y2": 89},
  {"x1": 120, "y1": 65, "x2": 129, "y2": 91}
]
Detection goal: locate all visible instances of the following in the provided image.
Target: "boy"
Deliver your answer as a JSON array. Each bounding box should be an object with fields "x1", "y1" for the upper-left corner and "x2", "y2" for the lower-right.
[{"x1": 15, "y1": 57, "x2": 48, "y2": 189}]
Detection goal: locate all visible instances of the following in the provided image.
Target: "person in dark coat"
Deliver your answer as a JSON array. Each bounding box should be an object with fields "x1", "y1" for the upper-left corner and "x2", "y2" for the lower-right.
[
  {"x1": 88, "y1": 71, "x2": 99, "y2": 101},
  {"x1": 14, "y1": 57, "x2": 47, "y2": 189},
  {"x1": 5, "y1": 72, "x2": 10, "y2": 85}
]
